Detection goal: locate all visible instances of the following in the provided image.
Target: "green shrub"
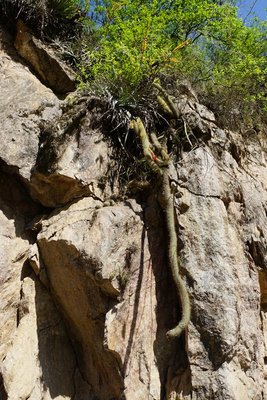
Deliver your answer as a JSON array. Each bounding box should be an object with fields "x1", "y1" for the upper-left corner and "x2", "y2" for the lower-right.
[
  {"x1": 77, "y1": 0, "x2": 266, "y2": 127},
  {"x1": 2, "y1": 0, "x2": 266, "y2": 128}
]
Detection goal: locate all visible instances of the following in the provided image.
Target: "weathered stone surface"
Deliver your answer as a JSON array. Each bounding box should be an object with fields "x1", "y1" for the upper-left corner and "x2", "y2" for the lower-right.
[
  {"x1": 0, "y1": 25, "x2": 61, "y2": 180},
  {"x1": 1, "y1": 22, "x2": 267, "y2": 399},
  {"x1": 175, "y1": 94, "x2": 215, "y2": 141},
  {"x1": 0, "y1": 25, "x2": 118, "y2": 208},
  {"x1": 0, "y1": 167, "x2": 79, "y2": 400},
  {"x1": 29, "y1": 108, "x2": 118, "y2": 207},
  {"x1": 2, "y1": 275, "x2": 77, "y2": 400},
  {"x1": 0, "y1": 167, "x2": 40, "y2": 382},
  {"x1": 36, "y1": 197, "x2": 181, "y2": 400},
  {"x1": 0, "y1": 210, "x2": 28, "y2": 365},
  {"x1": 175, "y1": 128, "x2": 267, "y2": 399},
  {"x1": 15, "y1": 20, "x2": 76, "y2": 94}
]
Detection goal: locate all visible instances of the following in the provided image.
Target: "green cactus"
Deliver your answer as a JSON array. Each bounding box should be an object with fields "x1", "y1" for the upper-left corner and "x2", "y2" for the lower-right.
[
  {"x1": 130, "y1": 90, "x2": 191, "y2": 338},
  {"x1": 162, "y1": 166, "x2": 191, "y2": 338},
  {"x1": 153, "y1": 80, "x2": 180, "y2": 120}
]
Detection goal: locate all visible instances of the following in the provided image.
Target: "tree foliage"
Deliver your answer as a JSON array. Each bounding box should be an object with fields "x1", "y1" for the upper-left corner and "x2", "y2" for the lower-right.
[
  {"x1": 1, "y1": 0, "x2": 266, "y2": 126},
  {"x1": 77, "y1": 0, "x2": 266, "y2": 126}
]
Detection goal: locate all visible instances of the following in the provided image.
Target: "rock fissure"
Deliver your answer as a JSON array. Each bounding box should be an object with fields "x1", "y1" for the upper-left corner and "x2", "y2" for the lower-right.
[{"x1": 179, "y1": 185, "x2": 222, "y2": 199}]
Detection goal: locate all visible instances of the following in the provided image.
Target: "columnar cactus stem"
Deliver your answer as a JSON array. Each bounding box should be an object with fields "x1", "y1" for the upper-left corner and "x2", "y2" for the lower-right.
[{"x1": 130, "y1": 108, "x2": 190, "y2": 338}]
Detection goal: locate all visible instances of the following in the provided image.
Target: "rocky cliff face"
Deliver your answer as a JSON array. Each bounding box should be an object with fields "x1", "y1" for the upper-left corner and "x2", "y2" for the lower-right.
[{"x1": 0, "y1": 24, "x2": 267, "y2": 400}]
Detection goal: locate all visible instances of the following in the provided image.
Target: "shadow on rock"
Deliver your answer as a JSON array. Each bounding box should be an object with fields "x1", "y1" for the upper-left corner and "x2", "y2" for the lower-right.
[
  {"x1": 34, "y1": 269, "x2": 77, "y2": 399},
  {"x1": 144, "y1": 196, "x2": 191, "y2": 399}
]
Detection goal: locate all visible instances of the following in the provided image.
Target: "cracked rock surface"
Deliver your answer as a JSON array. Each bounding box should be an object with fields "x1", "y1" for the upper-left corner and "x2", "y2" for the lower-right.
[{"x1": 0, "y1": 24, "x2": 267, "y2": 400}]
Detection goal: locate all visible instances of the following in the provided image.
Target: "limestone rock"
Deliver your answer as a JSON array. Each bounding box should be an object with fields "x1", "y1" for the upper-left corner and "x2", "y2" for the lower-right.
[
  {"x1": 29, "y1": 105, "x2": 118, "y2": 207},
  {"x1": 15, "y1": 20, "x2": 76, "y2": 94},
  {"x1": 2, "y1": 275, "x2": 77, "y2": 400},
  {"x1": 0, "y1": 25, "x2": 61, "y2": 180},
  {"x1": 1, "y1": 21, "x2": 267, "y2": 400},
  {"x1": 36, "y1": 197, "x2": 180, "y2": 400},
  {"x1": 176, "y1": 130, "x2": 267, "y2": 399},
  {"x1": 0, "y1": 166, "x2": 78, "y2": 400},
  {"x1": 0, "y1": 26, "x2": 118, "y2": 208},
  {"x1": 0, "y1": 209, "x2": 29, "y2": 366}
]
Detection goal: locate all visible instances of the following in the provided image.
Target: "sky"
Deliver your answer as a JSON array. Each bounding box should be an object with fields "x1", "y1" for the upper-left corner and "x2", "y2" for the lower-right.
[{"x1": 237, "y1": 0, "x2": 267, "y2": 21}]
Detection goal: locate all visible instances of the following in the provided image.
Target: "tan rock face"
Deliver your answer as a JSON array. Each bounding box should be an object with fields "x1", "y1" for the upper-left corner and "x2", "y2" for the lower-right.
[
  {"x1": 36, "y1": 197, "x2": 179, "y2": 400},
  {"x1": 1, "y1": 23, "x2": 267, "y2": 400},
  {"x1": 29, "y1": 109, "x2": 118, "y2": 207},
  {"x1": 15, "y1": 20, "x2": 76, "y2": 94},
  {"x1": 0, "y1": 168, "x2": 78, "y2": 400},
  {"x1": 177, "y1": 142, "x2": 266, "y2": 399},
  {"x1": 0, "y1": 25, "x2": 61, "y2": 180},
  {"x1": 0, "y1": 25, "x2": 117, "y2": 208}
]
